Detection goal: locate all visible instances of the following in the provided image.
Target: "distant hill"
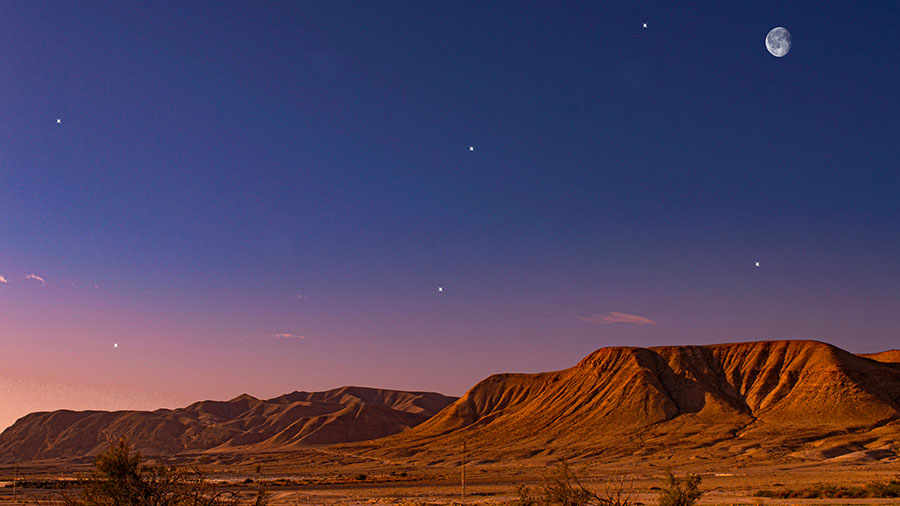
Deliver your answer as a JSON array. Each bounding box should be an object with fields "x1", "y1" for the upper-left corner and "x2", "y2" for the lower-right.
[
  {"x1": 860, "y1": 349, "x2": 900, "y2": 364},
  {"x1": 4, "y1": 341, "x2": 899, "y2": 467},
  {"x1": 0, "y1": 386, "x2": 456, "y2": 463},
  {"x1": 349, "y1": 340, "x2": 900, "y2": 466}
]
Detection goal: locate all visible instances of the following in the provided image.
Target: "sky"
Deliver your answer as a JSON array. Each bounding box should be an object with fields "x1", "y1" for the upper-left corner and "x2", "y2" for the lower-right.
[{"x1": 1, "y1": 1, "x2": 899, "y2": 430}]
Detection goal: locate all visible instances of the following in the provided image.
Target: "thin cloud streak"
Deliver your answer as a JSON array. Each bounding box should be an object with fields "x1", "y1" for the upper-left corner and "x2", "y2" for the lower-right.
[
  {"x1": 270, "y1": 332, "x2": 306, "y2": 340},
  {"x1": 0, "y1": 275, "x2": 7, "y2": 284},
  {"x1": 578, "y1": 311, "x2": 656, "y2": 326},
  {"x1": 25, "y1": 273, "x2": 46, "y2": 284}
]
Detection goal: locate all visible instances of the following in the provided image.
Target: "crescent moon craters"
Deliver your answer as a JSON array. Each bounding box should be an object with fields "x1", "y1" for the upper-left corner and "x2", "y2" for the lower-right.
[{"x1": 766, "y1": 27, "x2": 791, "y2": 57}]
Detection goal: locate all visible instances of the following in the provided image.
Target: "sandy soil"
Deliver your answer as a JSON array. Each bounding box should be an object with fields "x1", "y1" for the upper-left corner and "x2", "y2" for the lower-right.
[{"x1": 2, "y1": 450, "x2": 898, "y2": 506}]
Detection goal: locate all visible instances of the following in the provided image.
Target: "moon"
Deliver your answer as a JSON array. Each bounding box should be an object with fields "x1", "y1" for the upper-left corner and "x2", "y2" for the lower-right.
[{"x1": 766, "y1": 27, "x2": 791, "y2": 57}]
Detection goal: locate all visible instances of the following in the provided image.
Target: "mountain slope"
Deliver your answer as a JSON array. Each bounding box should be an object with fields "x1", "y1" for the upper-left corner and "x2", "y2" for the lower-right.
[
  {"x1": 860, "y1": 350, "x2": 900, "y2": 364},
  {"x1": 350, "y1": 341, "x2": 900, "y2": 465},
  {"x1": 0, "y1": 386, "x2": 456, "y2": 463}
]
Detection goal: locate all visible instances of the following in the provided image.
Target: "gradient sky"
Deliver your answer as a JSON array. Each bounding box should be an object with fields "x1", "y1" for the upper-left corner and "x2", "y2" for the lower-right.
[{"x1": 1, "y1": 1, "x2": 899, "y2": 430}]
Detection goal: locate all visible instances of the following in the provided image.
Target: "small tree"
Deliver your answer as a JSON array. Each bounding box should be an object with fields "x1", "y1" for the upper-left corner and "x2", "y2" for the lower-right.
[
  {"x1": 658, "y1": 470, "x2": 702, "y2": 506},
  {"x1": 87, "y1": 436, "x2": 145, "y2": 506},
  {"x1": 56, "y1": 436, "x2": 264, "y2": 506}
]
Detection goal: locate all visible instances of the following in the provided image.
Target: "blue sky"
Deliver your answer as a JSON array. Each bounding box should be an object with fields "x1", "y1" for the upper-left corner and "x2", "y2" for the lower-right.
[{"x1": 1, "y1": 1, "x2": 898, "y2": 429}]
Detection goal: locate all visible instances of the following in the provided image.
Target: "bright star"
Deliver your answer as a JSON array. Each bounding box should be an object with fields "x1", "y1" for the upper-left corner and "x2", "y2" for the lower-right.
[
  {"x1": 438, "y1": 286, "x2": 443, "y2": 292},
  {"x1": 642, "y1": 23, "x2": 647, "y2": 29},
  {"x1": 468, "y1": 146, "x2": 474, "y2": 151},
  {"x1": 114, "y1": 343, "x2": 118, "y2": 348},
  {"x1": 755, "y1": 262, "x2": 760, "y2": 267},
  {"x1": 56, "y1": 118, "x2": 61, "y2": 124}
]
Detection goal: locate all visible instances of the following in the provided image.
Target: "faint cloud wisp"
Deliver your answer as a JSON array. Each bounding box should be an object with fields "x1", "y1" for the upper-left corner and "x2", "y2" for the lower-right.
[
  {"x1": 578, "y1": 311, "x2": 656, "y2": 326},
  {"x1": 245, "y1": 332, "x2": 308, "y2": 342},
  {"x1": 270, "y1": 332, "x2": 306, "y2": 340},
  {"x1": 0, "y1": 275, "x2": 7, "y2": 284},
  {"x1": 25, "y1": 273, "x2": 46, "y2": 284}
]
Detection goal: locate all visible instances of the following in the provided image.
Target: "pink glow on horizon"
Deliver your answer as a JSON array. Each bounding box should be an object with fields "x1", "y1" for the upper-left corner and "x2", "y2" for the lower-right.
[{"x1": 0, "y1": 375, "x2": 194, "y2": 431}]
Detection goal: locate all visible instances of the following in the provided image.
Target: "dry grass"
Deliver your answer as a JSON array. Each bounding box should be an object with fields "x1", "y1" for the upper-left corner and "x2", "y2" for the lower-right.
[{"x1": 754, "y1": 479, "x2": 900, "y2": 499}]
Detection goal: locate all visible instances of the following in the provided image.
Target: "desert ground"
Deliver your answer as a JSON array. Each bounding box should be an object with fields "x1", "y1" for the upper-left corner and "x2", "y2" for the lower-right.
[{"x1": 2, "y1": 448, "x2": 899, "y2": 506}]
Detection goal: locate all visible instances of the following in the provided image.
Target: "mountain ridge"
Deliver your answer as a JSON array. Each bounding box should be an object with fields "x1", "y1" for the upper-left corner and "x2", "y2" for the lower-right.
[
  {"x1": 0, "y1": 386, "x2": 456, "y2": 463},
  {"x1": 347, "y1": 340, "x2": 900, "y2": 466},
  {"x1": 3, "y1": 340, "x2": 900, "y2": 467}
]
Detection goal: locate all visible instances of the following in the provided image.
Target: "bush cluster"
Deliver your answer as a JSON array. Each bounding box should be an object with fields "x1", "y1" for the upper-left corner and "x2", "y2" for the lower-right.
[
  {"x1": 657, "y1": 471, "x2": 701, "y2": 506},
  {"x1": 514, "y1": 461, "x2": 702, "y2": 506},
  {"x1": 754, "y1": 480, "x2": 900, "y2": 499},
  {"x1": 57, "y1": 437, "x2": 268, "y2": 506}
]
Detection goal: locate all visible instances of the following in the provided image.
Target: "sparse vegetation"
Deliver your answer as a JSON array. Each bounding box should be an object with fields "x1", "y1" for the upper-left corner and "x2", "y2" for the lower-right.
[
  {"x1": 754, "y1": 479, "x2": 900, "y2": 499},
  {"x1": 657, "y1": 470, "x2": 702, "y2": 506},
  {"x1": 514, "y1": 460, "x2": 636, "y2": 506},
  {"x1": 53, "y1": 436, "x2": 267, "y2": 506}
]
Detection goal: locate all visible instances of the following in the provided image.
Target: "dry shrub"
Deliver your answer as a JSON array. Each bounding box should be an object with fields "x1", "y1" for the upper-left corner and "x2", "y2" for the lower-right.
[
  {"x1": 657, "y1": 470, "x2": 702, "y2": 506},
  {"x1": 514, "y1": 460, "x2": 636, "y2": 506},
  {"x1": 55, "y1": 436, "x2": 266, "y2": 506},
  {"x1": 754, "y1": 479, "x2": 900, "y2": 499}
]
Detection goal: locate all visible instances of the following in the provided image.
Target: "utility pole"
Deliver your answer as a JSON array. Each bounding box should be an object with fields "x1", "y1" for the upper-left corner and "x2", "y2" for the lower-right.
[
  {"x1": 12, "y1": 463, "x2": 18, "y2": 503},
  {"x1": 461, "y1": 439, "x2": 466, "y2": 501}
]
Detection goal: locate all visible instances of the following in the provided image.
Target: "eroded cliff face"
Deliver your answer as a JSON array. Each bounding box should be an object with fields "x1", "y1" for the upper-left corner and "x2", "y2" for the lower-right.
[{"x1": 354, "y1": 340, "x2": 900, "y2": 465}]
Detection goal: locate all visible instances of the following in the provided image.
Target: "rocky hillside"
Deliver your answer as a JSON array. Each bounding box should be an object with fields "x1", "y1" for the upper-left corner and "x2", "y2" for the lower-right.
[
  {"x1": 0, "y1": 386, "x2": 456, "y2": 463},
  {"x1": 350, "y1": 341, "x2": 900, "y2": 466}
]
